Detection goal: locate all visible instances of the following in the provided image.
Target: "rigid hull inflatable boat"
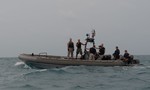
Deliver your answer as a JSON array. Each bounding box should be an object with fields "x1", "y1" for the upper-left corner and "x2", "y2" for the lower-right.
[{"x1": 18, "y1": 30, "x2": 140, "y2": 68}]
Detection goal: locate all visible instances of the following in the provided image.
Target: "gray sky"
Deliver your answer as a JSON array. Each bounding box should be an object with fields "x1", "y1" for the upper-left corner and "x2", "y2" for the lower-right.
[{"x1": 0, "y1": 0, "x2": 150, "y2": 57}]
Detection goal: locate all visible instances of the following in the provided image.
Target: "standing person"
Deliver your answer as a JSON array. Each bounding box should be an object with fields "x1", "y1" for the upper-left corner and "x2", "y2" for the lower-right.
[
  {"x1": 76, "y1": 39, "x2": 84, "y2": 59},
  {"x1": 113, "y1": 46, "x2": 120, "y2": 60},
  {"x1": 89, "y1": 45, "x2": 97, "y2": 60},
  {"x1": 67, "y1": 38, "x2": 74, "y2": 58},
  {"x1": 99, "y1": 44, "x2": 105, "y2": 55}
]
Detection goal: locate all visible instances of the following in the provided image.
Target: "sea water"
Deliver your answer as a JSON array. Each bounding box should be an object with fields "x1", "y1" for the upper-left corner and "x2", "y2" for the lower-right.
[{"x1": 0, "y1": 55, "x2": 150, "y2": 90}]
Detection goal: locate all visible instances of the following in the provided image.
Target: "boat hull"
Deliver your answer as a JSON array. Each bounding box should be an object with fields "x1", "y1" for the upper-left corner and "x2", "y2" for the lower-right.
[{"x1": 18, "y1": 54, "x2": 139, "y2": 68}]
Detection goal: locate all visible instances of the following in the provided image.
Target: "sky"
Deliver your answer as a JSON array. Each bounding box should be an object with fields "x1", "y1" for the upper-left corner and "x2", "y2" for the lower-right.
[{"x1": 0, "y1": 0, "x2": 150, "y2": 57}]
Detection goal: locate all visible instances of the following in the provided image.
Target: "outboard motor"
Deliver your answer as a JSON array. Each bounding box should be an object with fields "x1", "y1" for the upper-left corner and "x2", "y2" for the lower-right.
[
  {"x1": 129, "y1": 55, "x2": 140, "y2": 64},
  {"x1": 130, "y1": 55, "x2": 134, "y2": 60},
  {"x1": 132, "y1": 59, "x2": 140, "y2": 64}
]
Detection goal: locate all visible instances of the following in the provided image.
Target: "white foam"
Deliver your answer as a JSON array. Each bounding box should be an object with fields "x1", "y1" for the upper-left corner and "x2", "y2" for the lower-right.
[
  {"x1": 36, "y1": 69, "x2": 47, "y2": 72},
  {"x1": 146, "y1": 66, "x2": 150, "y2": 68},
  {"x1": 15, "y1": 61, "x2": 25, "y2": 66},
  {"x1": 122, "y1": 67, "x2": 129, "y2": 70},
  {"x1": 24, "y1": 64, "x2": 31, "y2": 69},
  {"x1": 132, "y1": 66, "x2": 146, "y2": 70}
]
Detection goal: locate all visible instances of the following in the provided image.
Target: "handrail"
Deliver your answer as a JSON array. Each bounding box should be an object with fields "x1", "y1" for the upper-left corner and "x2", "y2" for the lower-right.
[{"x1": 39, "y1": 52, "x2": 47, "y2": 57}]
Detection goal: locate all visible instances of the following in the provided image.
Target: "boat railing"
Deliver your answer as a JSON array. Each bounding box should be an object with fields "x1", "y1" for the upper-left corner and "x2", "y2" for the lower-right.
[{"x1": 39, "y1": 52, "x2": 47, "y2": 57}]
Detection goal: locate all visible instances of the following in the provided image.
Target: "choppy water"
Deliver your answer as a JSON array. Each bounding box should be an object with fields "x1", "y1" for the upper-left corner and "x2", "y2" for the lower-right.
[{"x1": 0, "y1": 55, "x2": 150, "y2": 90}]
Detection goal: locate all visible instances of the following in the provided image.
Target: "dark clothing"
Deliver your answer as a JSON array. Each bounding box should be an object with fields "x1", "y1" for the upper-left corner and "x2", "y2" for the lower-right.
[
  {"x1": 99, "y1": 47, "x2": 105, "y2": 55},
  {"x1": 68, "y1": 42, "x2": 74, "y2": 58},
  {"x1": 124, "y1": 52, "x2": 131, "y2": 64},
  {"x1": 113, "y1": 49, "x2": 120, "y2": 59},
  {"x1": 114, "y1": 49, "x2": 120, "y2": 56},
  {"x1": 76, "y1": 48, "x2": 82, "y2": 55},
  {"x1": 68, "y1": 42, "x2": 74, "y2": 49},
  {"x1": 90, "y1": 47, "x2": 96, "y2": 55},
  {"x1": 76, "y1": 42, "x2": 82, "y2": 49},
  {"x1": 124, "y1": 53, "x2": 130, "y2": 59},
  {"x1": 76, "y1": 42, "x2": 83, "y2": 58}
]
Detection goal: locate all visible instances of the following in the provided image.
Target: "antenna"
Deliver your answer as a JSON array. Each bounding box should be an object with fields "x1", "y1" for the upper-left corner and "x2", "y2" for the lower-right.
[{"x1": 91, "y1": 29, "x2": 96, "y2": 38}]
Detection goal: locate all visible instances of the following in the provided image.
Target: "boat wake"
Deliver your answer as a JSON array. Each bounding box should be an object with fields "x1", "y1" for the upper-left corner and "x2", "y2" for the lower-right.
[
  {"x1": 21, "y1": 69, "x2": 48, "y2": 77},
  {"x1": 15, "y1": 61, "x2": 25, "y2": 66},
  {"x1": 14, "y1": 61, "x2": 31, "y2": 69},
  {"x1": 132, "y1": 65, "x2": 150, "y2": 70}
]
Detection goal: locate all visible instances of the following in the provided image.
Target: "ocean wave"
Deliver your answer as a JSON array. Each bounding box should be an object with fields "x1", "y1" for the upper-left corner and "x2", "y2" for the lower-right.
[
  {"x1": 21, "y1": 69, "x2": 48, "y2": 77},
  {"x1": 49, "y1": 67, "x2": 72, "y2": 74},
  {"x1": 70, "y1": 85, "x2": 85, "y2": 90},
  {"x1": 14, "y1": 62, "x2": 33, "y2": 69},
  {"x1": 15, "y1": 84, "x2": 42, "y2": 90},
  {"x1": 122, "y1": 66, "x2": 130, "y2": 70},
  {"x1": 52, "y1": 85, "x2": 64, "y2": 88},
  {"x1": 132, "y1": 65, "x2": 150, "y2": 70},
  {"x1": 49, "y1": 65, "x2": 108, "y2": 74},
  {"x1": 142, "y1": 86, "x2": 150, "y2": 90},
  {"x1": 0, "y1": 83, "x2": 42, "y2": 90},
  {"x1": 36, "y1": 69, "x2": 48, "y2": 72},
  {"x1": 15, "y1": 62, "x2": 25, "y2": 66},
  {"x1": 59, "y1": 66, "x2": 100, "y2": 74},
  {"x1": 137, "y1": 71, "x2": 148, "y2": 75},
  {"x1": 146, "y1": 66, "x2": 150, "y2": 69},
  {"x1": 21, "y1": 66, "x2": 84, "y2": 76}
]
